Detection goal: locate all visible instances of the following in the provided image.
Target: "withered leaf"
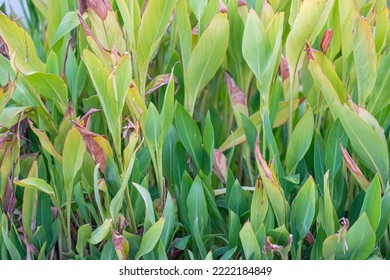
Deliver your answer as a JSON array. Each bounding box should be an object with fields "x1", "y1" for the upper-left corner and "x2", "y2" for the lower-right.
[
  {"x1": 3, "y1": 173, "x2": 16, "y2": 218},
  {"x1": 73, "y1": 121, "x2": 107, "y2": 172},
  {"x1": 321, "y1": 29, "x2": 333, "y2": 55}
]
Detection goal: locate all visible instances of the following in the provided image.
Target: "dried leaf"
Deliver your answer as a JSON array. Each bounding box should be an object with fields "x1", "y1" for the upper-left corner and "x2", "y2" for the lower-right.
[
  {"x1": 213, "y1": 149, "x2": 228, "y2": 183},
  {"x1": 321, "y1": 29, "x2": 333, "y2": 54},
  {"x1": 340, "y1": 145, "x2": 370, "y2": 190}
]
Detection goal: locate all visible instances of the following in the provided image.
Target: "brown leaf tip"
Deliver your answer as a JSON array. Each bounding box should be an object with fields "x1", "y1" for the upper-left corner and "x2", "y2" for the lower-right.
[
  {"x1": 238, "y1": 0, "x2": 247, "y2": 7},
  {"x1": 192, "y1": 25, "x2": 198, "y2": 36},
  {"x1": 320, "y1": 29, "x2": 333, "y2": 55},
  {"x1": 224, "y1": 72, "x2": 247, "y2": 106},
  {"x1": 79, "y1": 0, "x2": 112, "y2": 20},
  {"x1": 0, "y1": 36, "x2": 10, "y2": 59},
  {"x1": 213, "y1": 149, "x2": 228, "y2": 183},
  {"x1": 219, "y1": 0, "x2": 228, "y2": 13},
  {"x1": 278, "y1": 55, "x2": 289, "y2": 81},
  {"x1": 340, "y1": 144, "x2": 361, "y2": 175},
  {"x1": 305, "y1": 42, "x2": 316, "y2": 61},
  {"x1": 255, "y1": 135, "x2": 273, "y2": 180}
]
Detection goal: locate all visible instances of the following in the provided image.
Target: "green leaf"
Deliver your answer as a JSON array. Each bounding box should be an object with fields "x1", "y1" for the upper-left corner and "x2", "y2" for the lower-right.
[
  {"x1": 88, "y1": 219, "x2": 113, "y2": 245},
  {"x1": 1, "y1": 215, "x2": 21, "y2": 260},
  {"x1": 53, "y1": 11, "x2": 83, "y2": 46},
  {"x1": 308, "y1": 60, "x2": 341, "y2": 119},
  {"x1": 203, "y1": 112, "x2": 215, "y2": 176},
  {"x1": 135, "y1": 217, "x2": 165, "y2": 260},
  {"x1": 292, "y1": 176, "x2": 316, "y2": 241},
  {"x1": 82, "y1": 50, "x2": 131, "y2": 156},
  {"x1": 14, "y1": 178, "x2": 54, "y2": 195},
  {"x1": 360, "y1": 175, "x2": 381, "y2": 232},
  {"x1": 239, "y1": 221, "x2": 262, "y2": 260},
  {"x1": 47, "y1": 0, "x2": 68, "y2": 47},
  {"x1": 285, "y1": 107, "x2": 314, "y2": 174},
  {"x1": 143, "y1": 103, "x2": 162, "y2": 150},
  {"x1": 314, "y1": 52, "x2": 347, "y2": 104},
  {"x1": 242, "y1": 10, "x2": 271, "y2": 86},
  {"x1": 353, "y1": 17, "x2": 377, "y2": 105},
  {"x1": 310, "y1": 226, "x2": 326, "y2": 260},
  {"x1": 314, "y1": 130, "x2": 326, "y2": 186},
  {"x1": 186, "y1": 177, "x2": 209, "y2": 233},
  {"x1": 255, "y1": 138, "x2": 286, "y2": 226},
  {"x1": 116, "y1": 0, "x2": 137, "y2": 49},
  {"x1": 367, "y1": 50, "x2": 390, "y2": 115},
  {"x1": 28, "y1": 120, "x2": 62, "y2": 162},
  {"x1": 160, "y1": 72, "x2": 175, "y2": 143},
  {"x1": 174, "y1": 103, "x2": 203, "y2": 170},
  {"x1": 185, "y1": 12, "x2": 229, "y2": 114},
  {"x1": 26, "y1": 73, "x2": 64, "y2": 107},
  {"x1": 133, "y1": 183, "x2": 156, "y2": 230},
  {"x1": 176, "y1": 0, "x2": 192, "y2": 71},
  {"x1": 85, "y1": 1, "x2": 126, "y2": 53},
  {"x1": 376, "y1": 190, "x2": 390, "y2": 241},
  {"x1": 228, "y1": 179, "x2": 246, "y2": 216},
  {"x1": 76, "y1": 224, "x2": 92, "y2": 257},
  {"x1": 0, "y1": 107, "x2": 29, "y2": 129},
  {"x1": 286, "y1": 0, "x2": 334, "y2": 79},
  {"x1": 336, "y1": 213, "x2": 376, "y2": 260},
  {"x1": 323, "y1": 172, "x2": 337, "y2": 236},
  {"x1": 190, "y1": 0, "x2": 208, "y2": 21},
  {"x1": 0, "y1": 14, "x2": 45, "y2": 74},
  {"x1": 161, "y1": 192, "x2": 175, "y2": 250},
  {"x1": 31, "y1": 0, "x2": 49, "y2": 15},
  {"x1": 335, "y1": 103, "x2": 389, "y2": 184},
  {"x1": 21, "y1": 161, "x2": 38, "y2": 243},
  {"x1": 228, "y1": 210, "x2": 242, "y2": 248},
  {"x1": 251, "y1": 180, "x2": 269, "y2": 232},
  {"x1": 62, "y1": 126, "x2": 86, "y2": 198},
  {"x1": 268, "y1": 225, "x2": 291, "y2": 247},
  {"x1": 325, "y1": 119, "x2": 348, "y2": 181},
  {"x1": 137, "y1": 0, "x2": 176, "y2": 94},
  {"x1": 110, "y1": 156, "x2": 135, "y2": 223},
  {"x1": 192, "y1": 218, "x2": 207, "y2": 259}
]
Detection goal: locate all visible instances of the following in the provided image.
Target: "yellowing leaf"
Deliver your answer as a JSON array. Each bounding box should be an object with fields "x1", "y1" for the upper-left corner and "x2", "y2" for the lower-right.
[
  {"x1": 286, "y1": 0, "x2": 334, "y2": 80},
  {"x1": 353, "y1": 17, "x2": 377, "y2": 105},
  {"x1": 0, "y1": 14, "x2": 45, "y2": 74},
  {"x1": 62, "y1": 126, "x2": 86, "y2": 198},
  {"x1": 14, "y1": 178, "x2": 54, "y2": 195},
  {"x1": 135, "y1": 217, "x2": 165, "y2": 260},
  {"x1": 185, "y1": 12, "x2": 229, "y2": 115},
  {"x1": 285, "y1": 107, "x2": 314, "y2": 174},
  {"x1": 28, "y1": 120, "x2": 62, "y2": 162}
]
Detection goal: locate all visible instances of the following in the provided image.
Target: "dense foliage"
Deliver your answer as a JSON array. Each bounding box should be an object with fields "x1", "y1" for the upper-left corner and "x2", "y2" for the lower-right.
[{"x1": 0, "y1": 0, "x2": 389, "y2": 260}]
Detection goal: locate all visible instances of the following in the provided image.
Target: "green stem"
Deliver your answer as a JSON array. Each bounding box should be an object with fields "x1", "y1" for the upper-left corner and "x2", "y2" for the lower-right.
[
  {"x1": 50, "y1": 195, "x2": 68, "y2": 251},
  {"x1": 156, "y1": 148, "x2": 164, "y2": 203},
  {"x1": 297, "y1": 240, "x2": 303, "y2": 260},
  {"x1": 288, "y1": 85, "x2": 294, "y2": 139},
  {"x1": 125, "y1": 186, "x2": 137, "y2": 233},
  {"x1": 66, "y1": 198, "x2": 72, "y2": 251}
]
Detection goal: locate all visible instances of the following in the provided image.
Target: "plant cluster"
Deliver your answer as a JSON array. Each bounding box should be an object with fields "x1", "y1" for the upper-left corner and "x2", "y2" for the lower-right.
[{"x1": 0, "y1": 0, "x2": 389, "y2": 260}]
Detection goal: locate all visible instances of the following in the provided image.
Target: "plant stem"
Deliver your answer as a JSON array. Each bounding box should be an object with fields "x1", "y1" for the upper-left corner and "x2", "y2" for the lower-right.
[
  {"x1": 50, "y1": 195, "x2": 68, "y2": 251},
  {"x1": 125, "y1": 186, "x2": 137, "y2": 232}
]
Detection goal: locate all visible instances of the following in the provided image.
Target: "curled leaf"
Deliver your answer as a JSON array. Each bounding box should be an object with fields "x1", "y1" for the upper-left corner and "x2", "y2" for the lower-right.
[
  {"x1": 238, "y1": 0, "x2": 247, "y2": 7},
  {"x1": 3, "y1": 173, "x2": 16, "y2": 218},
  {"x1": 79, "y1": 0, "x2": 112, "y2": 20},
  {"x1": 213, "y1": 149, "x2": 228, "y2": 183},
  {"x1": 112, "y1": 229, "x2": 128, "y2": 260},
  {"x1": 219, "y1": 0, "x2": 228, "y2": 13},
  {"x1": 321, "y1": 29, "x2": 333, "y2": 54},
  {"x1": 278, "y1": 55, "x2": 289, "y2": 81},
  {"x1": 224, "y1": 72, "x2": 246, "y2": 106},
  {"x1": 340, "y1": 145, "x2": 370, "y2": 190},
  {"x1": 73, "y1": 121, "x2": 112, "y2": 173}
]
